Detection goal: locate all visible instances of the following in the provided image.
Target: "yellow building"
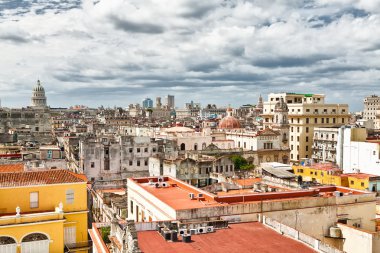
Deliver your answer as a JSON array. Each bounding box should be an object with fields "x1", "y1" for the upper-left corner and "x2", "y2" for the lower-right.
[
  {"x1": 341, "y1": 173, "x2": 380, "y2": 191},
  {"x1": 293, "y1": 164, "x2": 380, "y2": 192},
  {"x1": 293, "y1": 163, "x2": 344, "y2": 186},
  {"x1": 0, "y1": 169, "x2": 89, "y2": 253}
]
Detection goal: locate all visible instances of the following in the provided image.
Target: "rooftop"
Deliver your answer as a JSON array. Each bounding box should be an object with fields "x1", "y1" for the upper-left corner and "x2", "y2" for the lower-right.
[
  {"x1": 0, "y1": 163, "x2": 24, "y2": 173},
  {"x1": 129, "y1": 177, "x2": 368, "y2": 211},
  {"x1": 137, "y1": 222, "x2": 316, "y2": 253},
  {"x1": 0, "y1": 169, "x2": 86, "y2": 188},
  {"x1": 341, "y1": 173, "x2": 380, "y2": 180}
]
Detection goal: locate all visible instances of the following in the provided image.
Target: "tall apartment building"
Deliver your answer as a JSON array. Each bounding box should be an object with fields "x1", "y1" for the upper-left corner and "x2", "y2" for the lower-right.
[
  {"x1": 363, "y1": 95, "x2": 380, "y2": 129},
  {"x1": 262, "y1": 93, "x2": 350, "y2": 163},
  {"x1": 312, "y1": 127, "x2": 340, "y2": 163},
  {"x1": 165, "y1": 95, "x2": 175, "y2": 109}
]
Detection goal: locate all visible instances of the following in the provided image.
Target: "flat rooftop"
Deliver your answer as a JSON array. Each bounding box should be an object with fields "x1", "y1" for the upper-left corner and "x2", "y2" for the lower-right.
[
  {"x1": 129, "y1": 177, "x2": 369, "y2": 211},
  {"x1": 137, "y1": 222, "x2": 316, "y2": 253}
]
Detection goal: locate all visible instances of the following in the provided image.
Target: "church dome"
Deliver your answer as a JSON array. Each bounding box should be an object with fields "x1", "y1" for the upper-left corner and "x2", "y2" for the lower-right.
[
  {"x1": 275, "y1": 97, "x2": 288, "y2": 111},
  {"x1": 218, "y1": 108, "x2": 241, "y2": 129}
]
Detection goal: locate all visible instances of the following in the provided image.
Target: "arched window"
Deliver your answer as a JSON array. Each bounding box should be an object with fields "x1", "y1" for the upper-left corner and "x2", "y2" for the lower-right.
[
  {"x1": 194, "y1": 143, "x2": 198, "y2": 151},
  {"x1": 180, "y1": 143, "x2": 186, "y2": 150},
  {"x1": 22, "y1": 233, "x2": 48, "y2": 242},
  {"x1": 0, "y1": 236, "x2": 16, "y2": 244}
]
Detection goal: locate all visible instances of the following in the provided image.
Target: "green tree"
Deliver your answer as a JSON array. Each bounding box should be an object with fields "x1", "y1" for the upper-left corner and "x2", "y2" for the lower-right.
[{"x1": 231, "y1": 155, "x2": 247, "y2": 171}]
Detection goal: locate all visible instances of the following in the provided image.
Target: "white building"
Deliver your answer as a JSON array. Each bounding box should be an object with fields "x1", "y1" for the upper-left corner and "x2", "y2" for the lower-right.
[{"x1": 337, "y1": 127, "x2": 380, "y2": 175}]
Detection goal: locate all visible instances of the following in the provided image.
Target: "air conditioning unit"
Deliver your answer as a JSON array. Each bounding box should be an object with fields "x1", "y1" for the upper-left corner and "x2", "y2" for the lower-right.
[
  {"x1": 155, "y1": 182, "x2": 161, "y2": 188},
  {"x1": 198, "y1": 193, "x2": 204, "y2": 198},
  {"x1": 179, "y1": 229, "x2": 187, "y2": 236},
  {"x1": 190, "y1": 228, "x2": 198, "y2": 235},
  {"x1": 161, "y1": 182, "x2": 169, "y2": 187},
  {"x1": 149, "y1": 179, "x2": 154, "y2": 185},
  {"x1": 158, "y1": 176, "x2": 164, "y2": 182},
  {"x1": 189, "y1": 193, "x2": 195, "y2": 199},
  {"x1": 197, "y1": 227, "x2": 206, "y2": 234},
  {"x1": 206, "y1": 226, "x2": 214, "y2": 233}
]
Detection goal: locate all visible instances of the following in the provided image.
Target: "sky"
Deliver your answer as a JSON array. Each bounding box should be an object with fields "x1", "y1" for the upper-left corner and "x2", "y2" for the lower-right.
[{"x1": 0, "y1": 0, "x2": 379, "y2": 111}]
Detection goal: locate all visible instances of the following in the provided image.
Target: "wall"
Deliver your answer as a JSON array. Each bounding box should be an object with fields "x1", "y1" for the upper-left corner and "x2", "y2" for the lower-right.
[
  {"x1": 0, "y1": 220, "x2": 65, "y2": 253},
  {"x1": 0, "y1": 182, "x2": 87, "y2": 214},
  {"x1": 337, "y1": 223, "x2": 376, "y2": 253}
]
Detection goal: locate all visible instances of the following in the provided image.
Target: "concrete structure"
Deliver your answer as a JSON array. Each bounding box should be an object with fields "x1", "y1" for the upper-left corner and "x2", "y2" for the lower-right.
[
  {"x1": 262, "y1": 93, "x2": 350, "y2": 163},
  {"x1": 79, "y1": 135, "x2": 159, "y2": 181},
  {"x1": 0, "y1": 170, "x2": 89, "y2": 253},
  {"x1": 363, "y1": 95, "x2": 380, "y2": 129}
]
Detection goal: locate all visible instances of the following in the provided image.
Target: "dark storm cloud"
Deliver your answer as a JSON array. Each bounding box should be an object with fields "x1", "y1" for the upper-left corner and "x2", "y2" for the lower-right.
[
  {"x1": 187, "y1": 62, "x2": 221, "y2": 73},
  {"x1": 0, "y1": 33, "x2": 29, "y2": 43},
  {"x1": 109, "y1": 15, "x2": 164, "y2": 34}
]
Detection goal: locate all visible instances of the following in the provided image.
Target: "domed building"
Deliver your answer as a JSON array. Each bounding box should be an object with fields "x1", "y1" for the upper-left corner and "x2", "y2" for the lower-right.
[
  {"x1": 218, "y1": 108, "x2": 241, "y2": 129},
  {"x1": 31, "y1": 80, "x2": 47, "y2": 108}
]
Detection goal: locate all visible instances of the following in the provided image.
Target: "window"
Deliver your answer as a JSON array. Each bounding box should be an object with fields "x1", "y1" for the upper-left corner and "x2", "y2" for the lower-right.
[
  {"x1": 306, "y1": 146, "x2": 309, "y2": 151},
  {"x1": 306, "y1": 136, "x2": 309, "y2": 142},
  {"x1": 361, "y1": 182, "x2": 364, "y2": 187},
  {"x1": 314, "y1": 118, "x2": 318, "y2": 123},
  {"x1": 322, "y1": 118, "x2": 325, "y2": 123},
  {"x1": 91, "y1": 162, "x2": 95, "y2": 168},
  {"x1": 326, "y1": 118, "x2": 329, "y2": 124},
  {"x1": 306, "y1": 118, "x2": 309, "y2": 124},
  {"x1": 30, "y1": 192, "x2": 39, "y2": 208},
  {"x1": 137, "y1": 148, "x2": 141, "y2": 153},
  {"x1": 297, "y1": 145, "x2": 299, "y2": 151},
  {"x1": 332, "y1": 134, "x2": 335, "y2": 139},
  {"x1": 350, "y1": 180, "x2": 354, "y2": 185},
  {"x1": 297, "y1": 118, "x2": 300, "y2": 123},
  {"x1": 137, "y1": 160, "x2": 140, "y2": 166},
  {"x1": 342, "y1": 118, "x2": 345, "y2": 123},
  {"x1": 130, "y1": 200, "x2": 134, "y2": 214},
  {"x1": 306, "y1": 109, "x2": 310, "y2": 112},
  {"x1": 333, "y1": 118, "x2": 336, "y2": 124},
  {"x1": 291, "y1": 136, "x2": 294, "y2": 141},
  {"x1": 306, "y1": 127, "x2": 309, "y2": 133},
  {"x1": 129, "y1": 148, "x2": 133, "y2": 153},
  {"x1": 144, "y1": 147, "x2": 148, "y2": 152},
  {"x1": 153, "y1": 147, "x2": 157, "y2": 152},
  {"x1": 129, "y1": 160, "x2": 133, "y2": 166},
  {"x1": 66, "y1": 189, "x2": 74, "y2": 204},
  {"x1": 145, "y1": 160, "x2": 148, "y2": 166},
  {"x1": 297, "y1": 127, "x2": 300, "y2": 133},
  {"x1": 297, "y1": 136, "x2": 299, "y2": 141}
]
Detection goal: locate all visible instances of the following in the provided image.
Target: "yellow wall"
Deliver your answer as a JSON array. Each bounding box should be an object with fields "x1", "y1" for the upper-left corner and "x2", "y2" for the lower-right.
[
  {"x1": 0, "y1": 220, "x2": 64, "y2": 253},
  {"x1": 0, "y1": 182, "x2": 87, "y2": 214},
  {"x1": 0, "y1": 182, "x2": 88, "y2": 252},
  {"x1": 293, "y1": 165, "x2": 342, "y2": 186},
  {"x1": 346, "y1": 176, "x2": 369, "y2": 190}
]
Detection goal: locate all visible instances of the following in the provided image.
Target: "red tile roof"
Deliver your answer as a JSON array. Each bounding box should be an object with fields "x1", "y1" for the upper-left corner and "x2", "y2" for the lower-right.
[
  {"x1": 0, "y1": 169, "x2": 86, "y2": 188},
  {"x1": 137, "y1": 222, "x2": 317, "y2": 253},
  {"x1": 0, "y1": 163, "x2": 24, "y2": 173}
]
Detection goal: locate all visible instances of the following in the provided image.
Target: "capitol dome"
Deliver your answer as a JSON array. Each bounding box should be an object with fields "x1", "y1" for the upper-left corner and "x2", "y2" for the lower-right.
[
  {"x1": 218, "y1": 108, "x2": 241, "y2": 129},
  {"x1": 31, "y1": 80, "x2": 47, "y2": 108}
]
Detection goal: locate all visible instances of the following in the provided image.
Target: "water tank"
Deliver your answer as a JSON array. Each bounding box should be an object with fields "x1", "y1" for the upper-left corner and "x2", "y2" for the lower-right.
[
  {"x1": 333, "y1": 191, "x2": 341, "y2": 197},
  {"x1": 329, "y1": 226, "x2": 342, "y2": 238},
  {"x1": 171, "y1": 231, "x2": 178, "y2": 242},
  {"x1": 182, "y1": 234, "x2": 191, "y2": 243}
]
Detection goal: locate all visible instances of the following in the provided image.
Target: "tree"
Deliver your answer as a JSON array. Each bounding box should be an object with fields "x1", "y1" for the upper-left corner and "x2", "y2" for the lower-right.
[{"x1": 231, "y1": 155, "x2": 255, "y2": 171}]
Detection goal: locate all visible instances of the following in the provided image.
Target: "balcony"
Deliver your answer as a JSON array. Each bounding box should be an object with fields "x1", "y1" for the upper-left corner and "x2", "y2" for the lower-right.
[{"x1": 64, "y1": 241, "x2": 92, "y2": 253}]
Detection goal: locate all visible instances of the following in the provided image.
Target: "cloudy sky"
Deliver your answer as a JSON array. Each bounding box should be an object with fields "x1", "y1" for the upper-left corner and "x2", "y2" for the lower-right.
[{"x1": 0, "y1": 0, "x2": 379, "y2": 111}]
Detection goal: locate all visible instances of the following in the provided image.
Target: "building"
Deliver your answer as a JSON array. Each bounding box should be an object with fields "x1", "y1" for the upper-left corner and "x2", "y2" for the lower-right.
[
  {"x1": 218, "y1": 107, "x2": 241, "y2": 129},
  {"x1": 0, "y1": 169, "x2": 89, "y2": 253},
  {"x1": 293, "y1": 163, "x2": 344, "y2": 186},
  {"x1": 224, "y1": 128, "x2": 290, "y2": 164},
  {"x1": 337, "y1": 127, "x2": 380, "y2": 175},
  {"x1": 262, "y1": 93, "x2": 350, "y2": 163},
  {"x1": 165, "y1": 95, "x2": 175, "y2": 109},
  {"x1": 127, "y1": 176, "x2": 379, "y2": 252},
  {"x1": 142, "y1": 98, "x2": 153, "y2": 109},
  {"x1": 312, "y1": 127, "x2": 339, "y2": 163},
  {"x1": 31, "y1": 80, "x2": 48, "y2": 109},
  {"x1": 363, "y1": 95, "x2": 380, "y2": 128},
  {"x1": 79, "y1": 135, "x2": 159, "y2": 181}
]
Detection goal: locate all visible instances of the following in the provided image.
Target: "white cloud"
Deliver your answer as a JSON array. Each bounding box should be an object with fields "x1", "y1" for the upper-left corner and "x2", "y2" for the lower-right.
[{"x1": 0, "y1": 0, "x2": 379, "y2": 110}]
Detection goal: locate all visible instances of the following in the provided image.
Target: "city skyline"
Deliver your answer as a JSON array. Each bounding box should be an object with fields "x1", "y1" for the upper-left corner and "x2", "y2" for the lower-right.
[{"x1": 1, "y1": 0, "x2": 380, "y2": 110}]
